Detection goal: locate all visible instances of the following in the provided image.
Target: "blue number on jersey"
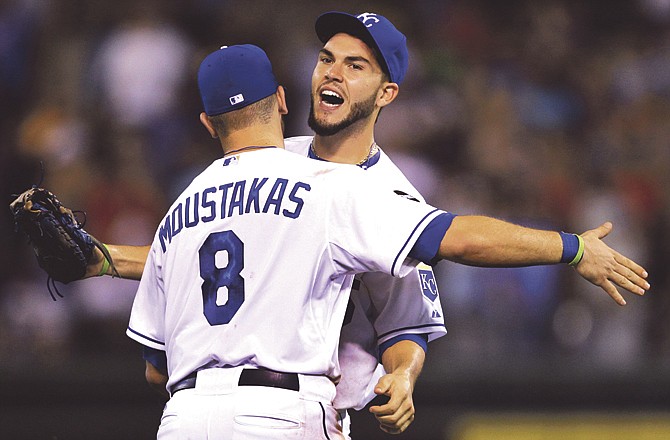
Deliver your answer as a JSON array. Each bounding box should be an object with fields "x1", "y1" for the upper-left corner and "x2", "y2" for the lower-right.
[{"x1": 199, "y1": 231, "x2": 245, "y2": 325}]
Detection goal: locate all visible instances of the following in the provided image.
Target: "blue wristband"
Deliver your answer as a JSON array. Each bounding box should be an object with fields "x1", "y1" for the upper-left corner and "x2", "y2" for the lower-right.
[{"x1": 559, "y1": 232, "x2": 580, "y2": 264}]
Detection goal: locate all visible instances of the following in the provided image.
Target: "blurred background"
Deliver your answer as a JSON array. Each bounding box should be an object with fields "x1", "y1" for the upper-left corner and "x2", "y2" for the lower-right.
[{"x1": 1, "y1": 0, "x2": 669, "y2": 438}]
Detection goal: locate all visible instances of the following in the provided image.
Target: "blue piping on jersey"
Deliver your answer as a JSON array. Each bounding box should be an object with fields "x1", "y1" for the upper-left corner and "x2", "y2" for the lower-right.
[
  {"x1": 127, "y1": 326, "x2": 165, "y2": 346},
  {"x1": 391, "y1": 208, "x2": 441, "y2": 276}
]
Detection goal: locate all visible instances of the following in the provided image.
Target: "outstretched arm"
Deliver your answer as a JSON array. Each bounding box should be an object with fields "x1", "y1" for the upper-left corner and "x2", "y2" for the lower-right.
[
  {"x1": 85, "y1": 244, "x2": 150, "y2": 280},
  {"x1": 436, "y1": 216, "x2": 649, "y2": 305},
  {"x1": 369, "y1": 340, "x2": 425, "y2": 435}
]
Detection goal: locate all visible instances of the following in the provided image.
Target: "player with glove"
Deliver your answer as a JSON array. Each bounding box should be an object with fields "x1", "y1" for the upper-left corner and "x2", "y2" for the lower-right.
[
  {"x1": 10, "y1": 11, "x2": 652, "y2": 439},
  {"x1": 9, "y1": 186, "x2": 119, "y2": 300}
]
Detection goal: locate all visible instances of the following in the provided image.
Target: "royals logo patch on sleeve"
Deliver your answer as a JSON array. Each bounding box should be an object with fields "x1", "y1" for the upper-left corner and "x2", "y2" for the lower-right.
[{"x1": 418, "y1": 265, "x2": 439, "y2": 302}]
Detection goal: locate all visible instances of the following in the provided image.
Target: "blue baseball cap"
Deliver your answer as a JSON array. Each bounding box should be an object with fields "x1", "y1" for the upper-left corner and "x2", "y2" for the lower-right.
[
  {"x1": 315, "y1": 11, "x2": 409, "y2": 85},
  {"x1": 197, "y1": 44, "x2": 279, "y2": 116}
]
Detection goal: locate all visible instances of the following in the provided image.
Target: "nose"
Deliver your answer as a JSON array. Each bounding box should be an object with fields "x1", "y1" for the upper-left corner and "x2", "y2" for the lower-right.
[{"x1": 325, "y1": 62, "x2": 343, "y2": 82}]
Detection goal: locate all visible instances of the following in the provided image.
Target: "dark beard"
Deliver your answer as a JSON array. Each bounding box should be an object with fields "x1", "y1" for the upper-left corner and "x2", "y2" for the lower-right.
[{"x1": 308, "y1": 92, "x2": 377, "y2": 137}]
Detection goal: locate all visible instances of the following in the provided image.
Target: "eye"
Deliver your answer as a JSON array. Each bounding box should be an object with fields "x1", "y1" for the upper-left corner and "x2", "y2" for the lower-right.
[
  {"x1": 350, "y1": 63, "x2": 363, "y2": 71},
  {"x1": 320, "y1": 55, "x2": 333, "y2": 64}
]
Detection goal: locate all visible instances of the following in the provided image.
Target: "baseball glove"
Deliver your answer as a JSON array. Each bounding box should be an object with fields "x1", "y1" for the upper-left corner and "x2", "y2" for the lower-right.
[{"x1": 10, "y1": 187, "x2": 118, "y2": 300}]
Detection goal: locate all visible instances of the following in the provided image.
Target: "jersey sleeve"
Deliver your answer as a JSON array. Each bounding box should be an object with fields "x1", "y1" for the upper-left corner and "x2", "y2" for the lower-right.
[
  {"x1": 326, "y1": 169, "x2": 446, "y2": 278},
  {"x1": 359, "y1": 264, "x2": 447, "y2": 346},
  {"x1": 126, "y1": 242, "x2": 167, "y2": 351}
]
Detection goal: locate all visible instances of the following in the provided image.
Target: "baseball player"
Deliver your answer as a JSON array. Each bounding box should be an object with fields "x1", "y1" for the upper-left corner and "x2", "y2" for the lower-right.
[
  {"x1": 128, "y1": 44, "x2": 450, "y2": 439},
  {"x1": 127, "y1": 43, "x2": 648, "y2": 439},
  {"x1": 88, "y1": 11, "x2": 449, "y2": 437},
  {"x1": 82, "y1": 11, "x2": 648, "y2": 438}
]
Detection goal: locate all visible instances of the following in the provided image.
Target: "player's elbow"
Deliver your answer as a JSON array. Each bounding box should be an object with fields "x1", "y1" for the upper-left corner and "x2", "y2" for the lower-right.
[{"x1": 438, "y1": 232, "x2": 486, "y2": 265}]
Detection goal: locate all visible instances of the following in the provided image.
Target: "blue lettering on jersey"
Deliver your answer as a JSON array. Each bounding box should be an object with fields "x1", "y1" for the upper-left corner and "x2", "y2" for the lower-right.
[
  {"x1": 159, "y1": 178, "x2": 311, "y2": 252},
  {"x1": 219, "y1": 183, "x2": 233, "y2": 218},
  {"x1": 419, "y1": 269, "x2": 439, "y2": 301},
  {"x1": 228, "y1": 181, "x2": 245, "y2": 217},
  {"x1": 283, "y1": 182, "x2": 311, "y2": 218},
  {"x1": 185, "y1": 192, "x2": 199, "y2": 228},
  {"x1": 263, "y1": 178, "x2": 288, "y2": 215},
  {"x1": 172, "y1": 203, "x2": 183, "y2": 236},
  {"x1": 201, "y1": 187, "x2": 217, "y2": 222},
  {"x1": 245, "y1": 177, "x2": 268, "y2": 214},
  {"x1": 158, "y1": 216, "x2": 172, "y2": 252}
]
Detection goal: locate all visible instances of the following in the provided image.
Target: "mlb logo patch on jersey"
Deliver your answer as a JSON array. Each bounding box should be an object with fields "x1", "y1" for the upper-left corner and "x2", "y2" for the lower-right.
[
  {"x1": 223, "y1": 156, "x2": 239, "y2": 167},
  {"x1": 418, "y1": 266, "x2": 439, "y2": 302}
]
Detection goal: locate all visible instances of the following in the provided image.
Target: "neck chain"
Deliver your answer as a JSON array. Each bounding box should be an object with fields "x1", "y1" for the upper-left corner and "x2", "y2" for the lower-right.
[
  {"x1": 223, "y1": 145, "x2": 277, "y2": 157},
  {"x1": 310, "y1": 142, "x2": 379, "y2": 167}
]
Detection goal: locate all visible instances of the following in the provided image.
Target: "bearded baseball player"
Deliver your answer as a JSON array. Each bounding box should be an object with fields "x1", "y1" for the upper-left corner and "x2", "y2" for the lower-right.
[
  {"x1": 16, "y1": 11, "x2": 648, "y2": 440},
  {"x1": 123, "y1": 42, "x2": 648, "y2": 439},
  {"x1": 128, "y1": 43, "x2": 454, "y2": 439},
  {"x1": 86, "y1": 11, "x2": 449, "y2": 437}
]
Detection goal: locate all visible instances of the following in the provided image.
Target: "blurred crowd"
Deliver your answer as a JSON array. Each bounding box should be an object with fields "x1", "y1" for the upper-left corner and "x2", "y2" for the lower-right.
[{"x1": 1, "y1": 0, "x2": 669, "y2": 380}]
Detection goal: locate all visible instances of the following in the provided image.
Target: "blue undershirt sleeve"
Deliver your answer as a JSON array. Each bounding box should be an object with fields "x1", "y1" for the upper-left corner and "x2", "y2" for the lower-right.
[
  {"x1": 408, "y1": 212, "x2": 456, "y2": 265},
  {"x1": 143, "y1": 346, "x2": 168, "y2": 374},
  {"x1": 379, "y1": 333, "x2": 429, "y2": 359}
]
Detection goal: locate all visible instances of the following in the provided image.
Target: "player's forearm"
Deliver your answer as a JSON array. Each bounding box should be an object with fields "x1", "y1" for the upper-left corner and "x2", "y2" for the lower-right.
[
  {"x1": 86, "y1": 244, "x2": 151, "y2": 280},
  {"x1": 438, "y1": 215, "x2": 563, "y2": 267},
  {"x1": 380, "y1": 340, "x2": 425, "y2": 389},
  {"x1": 145, "y1": 361, "x2": 169, "y2": 398}
]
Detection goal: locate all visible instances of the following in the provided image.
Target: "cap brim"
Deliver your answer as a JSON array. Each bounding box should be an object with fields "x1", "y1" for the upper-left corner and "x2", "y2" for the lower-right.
[{"x1": 315, "y1": 12, "x2": 388, "y2": 75}]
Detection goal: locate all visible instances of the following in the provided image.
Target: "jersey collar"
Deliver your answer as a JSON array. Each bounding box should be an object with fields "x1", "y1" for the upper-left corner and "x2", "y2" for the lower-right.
[{"x1": 307, "y1": 142, "x2": 381, "y2": 170}]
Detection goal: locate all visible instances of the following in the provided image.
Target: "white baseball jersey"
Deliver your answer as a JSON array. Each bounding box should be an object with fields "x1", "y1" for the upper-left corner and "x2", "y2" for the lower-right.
[
  {"x1": 127, "y1": 147, "x2": 446, "y2": 393},
  {"x1": 285, "y1": 136, "x2": 447, "y2": 410}
]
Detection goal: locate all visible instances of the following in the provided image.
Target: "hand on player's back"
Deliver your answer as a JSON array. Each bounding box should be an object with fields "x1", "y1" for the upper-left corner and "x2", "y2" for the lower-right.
[{"x1": 575, "y1": 222, "x2": 650, "y2": 305}]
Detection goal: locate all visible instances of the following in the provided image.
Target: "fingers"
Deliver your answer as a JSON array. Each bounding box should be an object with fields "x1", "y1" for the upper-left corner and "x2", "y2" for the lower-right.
[
  {"x1": 608, "y1": 253, "x2": 650, "y2": 298},
  {"x1": 577, "y1": 224, "x2": 650, "y2": 305},
  {"x1": 588, "y1": 221, "x2": 613, "y2": 240},
  {"x1": 599, "y1": 280, "x2": 627, "y2": 306},
  {"x1": 371, "y1": 401, "x2": 414, "y2": 435},
  {"x1": 369, "y1": 385, "x2": 414, "y2": 434},
  {"x1": 593, "y1": 262, "x2": 650, "y2": 306},
  {"x1": 614, "y1": 265, "x2": 650, "y2": 296},
  {"x1": 615, "y1": 254, "x2": 649, "y2": 283},
  {"x1": 378, "y1": 413, "x2": 414, "y2": 435}
]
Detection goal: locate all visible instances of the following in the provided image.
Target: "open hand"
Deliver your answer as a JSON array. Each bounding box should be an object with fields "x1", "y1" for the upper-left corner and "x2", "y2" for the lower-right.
[{"x1": 575, "y1": 222, "x2": 650, "y2": 305}]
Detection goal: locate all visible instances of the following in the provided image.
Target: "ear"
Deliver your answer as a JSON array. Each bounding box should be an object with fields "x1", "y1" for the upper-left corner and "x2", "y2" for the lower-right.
[
  {"x1": 199, "y1": 112, "x2": 218, "y2": 138},
  {"x1": 276, "y1": 85, "x2": 289, "y2": 115},
  {"x1": 377, "y1": 82, "x2": 399, "y2": 109}
]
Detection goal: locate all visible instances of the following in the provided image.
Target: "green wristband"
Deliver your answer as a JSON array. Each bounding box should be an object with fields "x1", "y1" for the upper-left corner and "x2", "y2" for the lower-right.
[
  {"x1": 568, "y1": 235, "x2": 584, "y2": 267},
  {"x1": 98, "y1": 244, "x2": 111, "y2": 276}
]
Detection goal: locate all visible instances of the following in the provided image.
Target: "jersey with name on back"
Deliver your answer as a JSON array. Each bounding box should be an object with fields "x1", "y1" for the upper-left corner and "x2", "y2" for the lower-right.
[{"x1": 127, "y1": 147, "x2": 446, "y2": 393}]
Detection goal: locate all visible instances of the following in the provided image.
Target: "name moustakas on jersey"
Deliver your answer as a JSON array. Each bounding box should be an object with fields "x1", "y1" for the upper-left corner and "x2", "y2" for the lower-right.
[{"x1": 158, "y1": 175, "x2": 311, "y2": 252}]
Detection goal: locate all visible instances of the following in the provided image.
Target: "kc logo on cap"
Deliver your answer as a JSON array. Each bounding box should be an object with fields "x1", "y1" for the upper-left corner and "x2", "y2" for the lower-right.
[{"x1": 357, "y1": 12, "x2": 380, "y2": 27}]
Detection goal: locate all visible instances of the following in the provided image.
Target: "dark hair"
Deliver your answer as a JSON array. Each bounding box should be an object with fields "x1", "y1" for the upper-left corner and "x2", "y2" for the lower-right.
[{"x1": 208, "y1": 94, "x2": 276, "y2": 137}]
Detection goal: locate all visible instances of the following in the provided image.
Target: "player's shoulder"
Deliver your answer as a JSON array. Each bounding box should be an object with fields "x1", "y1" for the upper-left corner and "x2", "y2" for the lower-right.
[
  {"x1": 284, "y1": 135, "x2": 313, "y2": 156},
  {"x1": 369, "y1": 147, "x2": 426, "y2": 203}
]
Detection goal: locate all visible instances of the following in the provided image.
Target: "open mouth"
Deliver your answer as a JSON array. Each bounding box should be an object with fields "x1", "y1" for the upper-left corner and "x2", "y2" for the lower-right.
[{"x1": 320, "y1": 89, "x2": 344, "y2": 106}]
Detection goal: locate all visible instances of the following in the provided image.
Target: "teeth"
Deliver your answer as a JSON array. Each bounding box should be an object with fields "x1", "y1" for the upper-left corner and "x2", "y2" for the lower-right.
[{"x1": 321, "y1": 90, "x2": 342, "y2": 99}]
